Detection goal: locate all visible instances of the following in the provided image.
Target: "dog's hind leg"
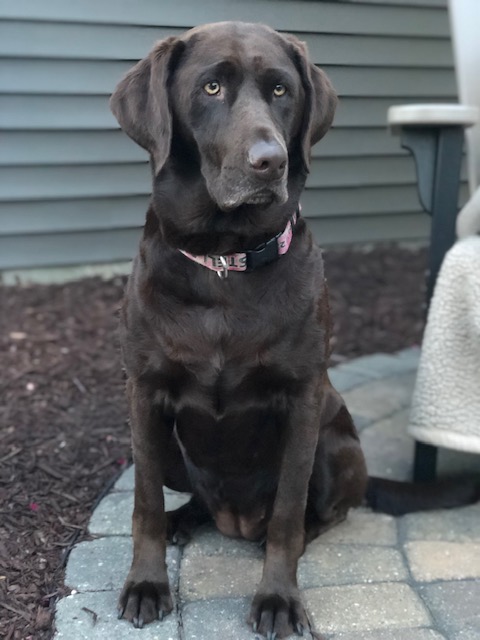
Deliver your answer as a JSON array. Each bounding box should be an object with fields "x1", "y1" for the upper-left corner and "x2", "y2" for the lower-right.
[
  {"x1": 163, "y1": 434, "x2": 213, "y2": 545},
  {"x1": 166, "y1": 496, "x2": 212, "y2": 546},
  {"x1": 305, "y1": 384, "x2": 367, "y2": 544}
]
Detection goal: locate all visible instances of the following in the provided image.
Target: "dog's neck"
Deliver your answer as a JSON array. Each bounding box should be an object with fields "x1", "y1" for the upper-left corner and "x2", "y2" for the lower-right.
[
  {"x1": 149, "y1": 161, "x2": 307, "y2": 256},
  {"x1": 178, "y1": 210, "x2": 299, "y2": 278}
]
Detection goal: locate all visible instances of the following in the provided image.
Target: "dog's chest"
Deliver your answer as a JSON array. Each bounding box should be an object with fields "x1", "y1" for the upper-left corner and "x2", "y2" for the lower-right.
[
  {"x1": 134, "y1": 263, "x2": 325, "y2": 419},
  {"x1": 154, "y1": 299, "x2": 306, "y2": 414}
]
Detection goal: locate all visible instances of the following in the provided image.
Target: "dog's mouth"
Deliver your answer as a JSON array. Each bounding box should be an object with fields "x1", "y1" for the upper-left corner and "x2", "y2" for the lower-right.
[
  {"x1": 219, "y1": 186, "x2": 287, "y2": 212},
  {"x1": 242, "y1": 192, "x2": 275, "y2": 206}
]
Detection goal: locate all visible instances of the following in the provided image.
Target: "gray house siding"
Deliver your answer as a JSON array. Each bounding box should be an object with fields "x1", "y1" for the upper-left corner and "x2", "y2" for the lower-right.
[{"x1": 0, "y1": 0, "x2": 459, "y2": 269}]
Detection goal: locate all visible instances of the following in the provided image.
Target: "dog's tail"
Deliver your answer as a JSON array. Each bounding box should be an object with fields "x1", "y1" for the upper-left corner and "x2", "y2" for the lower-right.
[{"x1": 365, "y1": 476, "x2": 480, "y2": 516}]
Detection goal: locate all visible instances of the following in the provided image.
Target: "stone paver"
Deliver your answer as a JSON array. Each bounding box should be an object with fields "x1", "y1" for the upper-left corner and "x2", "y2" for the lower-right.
[
  {"x1": 405, "y1": 541, "x2": 480, "y2": 582},
  {"x1": 299, "y1": 544, "x2": 408, "y2": 587},
  {"x1": 54, "y1": 352, "x2": 480, "y2": 640},
  {"x1": 395, "y1": 346, "x2": 421, "y2": 369},
  {"x1": 54, "y1": 591, "x2": 180, "y2": 640},
  {"x1": 342, "y1": 372, "x2": 416, "y2": 422},
  {"x1": 113, "y1": 463, "x2": 135, "y2": 491},
  {"x1": 339, "y1": 353, "x2": 418, "y2": 379},
  {"x1": 305, "y1": 583, "x2": 431, "y2": 633},
  {"x1": 88, "y1": 491, "x2": 133, "y2": 536},
  {"x1": 330, "y1": 629, "x2": 446, "y2": 640},
  {"x1": 403, "y1": 503, "x2": 480, "y2": 542},
  {"x1": 360, "y1": 408, "x2": 413, "y2": 480},
  {"x1": 182, "y1": 524, "x2": 264, "y2": 559},
  {"x1": 181, "y1": 598, "x2": 257, "y2": 640},
  {"x1": 328, "y1": 366, "x2": 373, "y2": 393},
  {"x1": 88, "y1": 489, "x2": 191, "y2": 536},
  {"x1": 65, "y1": 537, "x2": 181, "y2": 591},
  {"x1": 419, "y1": 581, "x2": 480, "y2": 638},
  {"x1": 314, "y1": 509, "x2": 398, "y2": 546},
  {"x1": 180, "y1": 555, "x2": 262, "y2": 600}
]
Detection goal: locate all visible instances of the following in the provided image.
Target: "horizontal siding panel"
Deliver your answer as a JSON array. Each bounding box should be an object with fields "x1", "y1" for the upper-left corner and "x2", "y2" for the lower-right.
[
  {"x1": 0, "y1": 197, "x2": 147, "y2": 236},
  {"x1": 0, "y1": 21, "x2": 453, "y2": 68},
  {"x1": 349, "y1": 0, "x2": 446, "y2": 6},
  {"x1": 0, "y1": 165, "x2": 150, "y2": 201},
  {"x1": 0, "y1": 129, "x2": 407, "y2": 166},
  {"x1": 0, "y1": 22, "x2": 180, "y2": 61},
  {"x1": 0, "y1": 162, "x2": 418, "y2": 205},
  {"x1": 0, "y1": 60, "x2": 457, "y2": 97},
  {"x1": 302, "y1": 182, "x2": 467, "y2": 216},
  {"x1": 325, "y1": 67, "x2": 456, "y2": 98},
  {"x1": 309, "y1": 155, "x2": 467, "y2": 187},
  {"x1": 309, "y1": 212, "x2": 430, "y2": 245},
  {"x1": 0, "y1": 1, "x2": 451, "y2": 38},
  {"x1": 318, "y1": 128, "x2": 407, "y2": 157},
  {"x1": 0, "y1": 95, "x2": 116, "y2": 129},
  {"x1": 0, "y1": 156, "x2": 421, "y2": 208},
  {"x1": 0, "y1": 228, "x2": 141, "y2": 270},
  {"x1": 0, "y1": 198, "x2": 147, "y2": 236},
  {"x1": 0, "y1": 213, "x2": 431, "y2": 270},
  {"x1": 4, "y1": 159, "x2": 466, "y2": 206},
  {"x1": 0, "y1": 131, "x2": 149, "y2": 165},
  {"x1": 0, "y1": 185, "x2": 430, "y2": 236},
  {"x1": 307, "y1": 156, "x2": 417, "y2": 188},
  {"x1": 304, "y1": 33, "x2": 452, "y2": 69},
  {"x1": 1, "y1": 95, "x2": 452, "y2": 130},
  {"x1": 0, "y1": 59, "x2": 131, "y2": 94},
  {"x1": 302, "y1": 182, "x2": 468, "y2": 217},
  {"x1": 334, "y1": 97, "x2": 458, "y2": 127},
  {"x1": 301, "y1": 185, "x2": 422, "y2": 216},
  {"x1": 0, "y1": 94, "x2": 456, "y2": 130}
]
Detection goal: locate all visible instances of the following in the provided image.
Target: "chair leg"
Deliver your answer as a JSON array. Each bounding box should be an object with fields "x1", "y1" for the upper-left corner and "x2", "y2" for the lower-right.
[
  {"x1": 413, "y1": 440, "x2": 438, "y2": 482},
  {"x1": 400, "y1": 126, "x2": 463, "y2": 484}
]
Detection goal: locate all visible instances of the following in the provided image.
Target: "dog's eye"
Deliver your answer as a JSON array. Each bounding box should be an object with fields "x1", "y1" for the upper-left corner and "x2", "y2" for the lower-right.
[
  {"x1": 273, "y1": 84, "x2": 287, "y2": 97},
  {"x1": 204, "y1": 81, "x2": 221, "y2": 96}
]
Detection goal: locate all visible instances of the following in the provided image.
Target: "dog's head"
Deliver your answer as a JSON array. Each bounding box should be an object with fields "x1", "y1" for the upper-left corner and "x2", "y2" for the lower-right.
[{"x1": 110, "y1": 22, "x2": 336, "y2": 213}]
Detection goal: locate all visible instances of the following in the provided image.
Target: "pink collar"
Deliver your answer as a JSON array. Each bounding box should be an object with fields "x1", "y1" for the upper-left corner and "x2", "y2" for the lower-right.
[{"x1": 179, "y1": 210, "x2": 298, "y2": 279}]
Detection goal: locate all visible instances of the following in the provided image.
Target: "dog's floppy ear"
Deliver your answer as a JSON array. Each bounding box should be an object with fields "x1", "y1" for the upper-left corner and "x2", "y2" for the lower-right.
[
  {"x1": 284, "y1": 34, "x2": 337, "y2": 172},
  {"x1": 110, "y1": 37, "x2": 183, "y2": 173}
]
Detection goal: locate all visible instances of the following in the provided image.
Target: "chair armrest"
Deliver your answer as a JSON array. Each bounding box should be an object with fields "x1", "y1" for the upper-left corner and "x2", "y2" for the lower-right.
[
  {"x1": 386, "y1": 104, "x2": 477, "y2": 304},
  {"x1": 388, "y1": 104, "x2": 478, "y2": 134}
]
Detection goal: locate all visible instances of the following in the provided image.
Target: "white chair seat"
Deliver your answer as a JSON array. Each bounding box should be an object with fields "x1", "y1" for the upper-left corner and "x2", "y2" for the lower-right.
[
  {"x1": 388, "y1": 104, "x2": 478, "y2": 133},
  {"x1": 409, "y1": 235, "x2": 480, "y2": 454}
]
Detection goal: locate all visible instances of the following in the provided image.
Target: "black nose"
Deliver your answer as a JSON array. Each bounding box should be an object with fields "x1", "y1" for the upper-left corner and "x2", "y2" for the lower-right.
[{"x1": 248, "y1": 140, "x2": 287, "y2": 180}]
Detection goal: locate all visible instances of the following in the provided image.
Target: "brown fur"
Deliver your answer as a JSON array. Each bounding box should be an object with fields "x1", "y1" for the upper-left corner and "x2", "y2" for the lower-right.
[{"x1": 111, "y1": 21, "x2": 367, "y2": 638}]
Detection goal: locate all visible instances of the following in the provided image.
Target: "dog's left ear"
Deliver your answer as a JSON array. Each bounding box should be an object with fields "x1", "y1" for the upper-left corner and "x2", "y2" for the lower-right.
[
  {"x1": 284, "y1": 34, "x2": 338, "y2": 172},
  {"x1": 110, "y1": 37, "x2": 185, "y2": 174}
]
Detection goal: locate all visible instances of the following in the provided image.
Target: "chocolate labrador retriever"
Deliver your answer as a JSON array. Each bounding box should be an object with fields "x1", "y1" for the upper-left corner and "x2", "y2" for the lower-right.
[
  {"x1": 111, "y1": 19, "x2": 480, "y2": 638},
  {"x1": 109, "y1": 20, "x2": 370, "y2": 638}
]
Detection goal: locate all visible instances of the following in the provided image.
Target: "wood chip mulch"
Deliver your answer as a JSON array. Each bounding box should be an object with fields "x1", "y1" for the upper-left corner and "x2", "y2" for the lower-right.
[{"x1": 0, "y1": 243, "x2": 427, "y2": 639}]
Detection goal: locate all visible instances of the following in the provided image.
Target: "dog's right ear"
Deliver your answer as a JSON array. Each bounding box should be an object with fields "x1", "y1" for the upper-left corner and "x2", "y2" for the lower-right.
[
  {"x1": 110, "y1": 37, "x2": 184, "y2": 173},
  {"x1": 282, "y1": 34, "x2": 337, "y2": 173}
]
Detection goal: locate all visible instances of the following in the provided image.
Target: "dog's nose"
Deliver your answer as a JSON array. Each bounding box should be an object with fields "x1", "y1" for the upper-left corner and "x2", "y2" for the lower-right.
[{"x1": 248, "y1": 140, "x2": 287, "y2": 180}]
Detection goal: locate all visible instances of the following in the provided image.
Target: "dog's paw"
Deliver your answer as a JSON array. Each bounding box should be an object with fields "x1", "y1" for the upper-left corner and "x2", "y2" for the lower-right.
[
  {"x1": 249, "y1": 589, "x2": 317, "y2": 639},
  {"x1": 117, "y1": 580, "x2": 173, "y2": 628}
]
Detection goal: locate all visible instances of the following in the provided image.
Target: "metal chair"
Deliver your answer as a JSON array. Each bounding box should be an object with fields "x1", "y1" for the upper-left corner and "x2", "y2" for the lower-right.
[{"x1": 387, "y1": 0, "x2": 480, "y2": 482}]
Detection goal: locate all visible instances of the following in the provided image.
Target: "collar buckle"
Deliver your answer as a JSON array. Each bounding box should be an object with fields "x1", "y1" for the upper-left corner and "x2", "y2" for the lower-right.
[{"x1": 217, "y1": 255, "x2": 229, "y2": 279}]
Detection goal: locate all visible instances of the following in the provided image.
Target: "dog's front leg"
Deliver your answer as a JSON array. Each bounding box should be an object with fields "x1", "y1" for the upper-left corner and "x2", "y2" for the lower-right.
[
  {"x1": 118, "y1": 378, "x2": 174, "y2": 628},
  {"x1": 249, "y1": 387, "x2": 322, "y2": 639}
]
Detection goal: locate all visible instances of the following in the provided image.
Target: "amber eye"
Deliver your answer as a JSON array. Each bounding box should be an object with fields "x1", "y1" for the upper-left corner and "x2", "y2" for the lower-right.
[
  {"x1": 273, "y1": 84, "x2": 287, "y2": 97},
  {"x1": 204, "y1": 81, "x2": 221, "y2": 95}
]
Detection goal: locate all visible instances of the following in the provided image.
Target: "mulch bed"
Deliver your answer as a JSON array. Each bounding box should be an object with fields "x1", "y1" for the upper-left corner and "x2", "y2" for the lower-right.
[{"x1": 0, "y1": 243, "x2": 427, "y2": 639}]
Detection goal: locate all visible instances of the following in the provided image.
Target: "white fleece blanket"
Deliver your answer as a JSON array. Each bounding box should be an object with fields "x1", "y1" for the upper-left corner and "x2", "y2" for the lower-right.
[{"x1": 409, "y1": 235, "x2": 480, "y2": 452}]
